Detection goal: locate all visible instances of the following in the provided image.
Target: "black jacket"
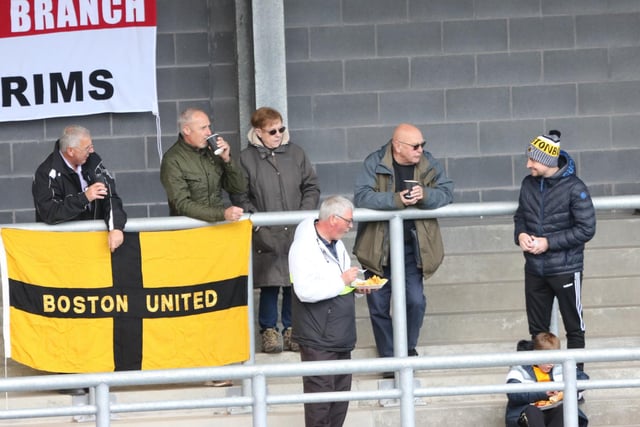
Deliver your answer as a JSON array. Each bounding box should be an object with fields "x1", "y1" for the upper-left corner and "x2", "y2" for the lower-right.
[
  {"x1": 32, "y1": 140, "x2": 127, "y2": 231},
  {"x1": 514, "y1": 151, "x2": 595, "y2": 277}
]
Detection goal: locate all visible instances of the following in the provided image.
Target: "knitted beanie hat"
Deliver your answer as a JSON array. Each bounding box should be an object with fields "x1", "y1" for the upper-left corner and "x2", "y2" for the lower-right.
[{"x1": 527, "y1": 130, "x2": 561, "y2": 167}]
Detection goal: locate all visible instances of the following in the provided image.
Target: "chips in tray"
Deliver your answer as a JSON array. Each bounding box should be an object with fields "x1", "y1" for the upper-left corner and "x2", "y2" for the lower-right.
[
  {"x1": 533, "y1": 391, "x2": 563, "y2": 409},
  {"x1": 351, "y1": 275, "x2": 388, "y2": 290}
]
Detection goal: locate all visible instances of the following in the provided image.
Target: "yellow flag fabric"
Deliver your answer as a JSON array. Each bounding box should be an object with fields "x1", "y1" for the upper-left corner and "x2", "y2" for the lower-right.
[{"x1": 0, "y1": 221, "x2": 251, "y2": 373}]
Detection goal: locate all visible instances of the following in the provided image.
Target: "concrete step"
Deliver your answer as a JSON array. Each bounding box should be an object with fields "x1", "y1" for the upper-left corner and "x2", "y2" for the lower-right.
[
  {"x1": 428, "y1": 246, "x2": 640, "y2": 285},
  {"x1": 426, "y1": 276, "x2": 640, "y2": 314},
  {"x1": 439, "y1": 215, "x2": 640, "y2": 250}
]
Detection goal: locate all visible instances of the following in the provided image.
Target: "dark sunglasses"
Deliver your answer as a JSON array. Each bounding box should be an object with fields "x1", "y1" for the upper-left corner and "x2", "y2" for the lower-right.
[
  {"x1": 264, "y1": 126, "x2": 286, "y2": 136},
  {"x1": 398, "y1": 140, "x2": 426, "y2": 151}
]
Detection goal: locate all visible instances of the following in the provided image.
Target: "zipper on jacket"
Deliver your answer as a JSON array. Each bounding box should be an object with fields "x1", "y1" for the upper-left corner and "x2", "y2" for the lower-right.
[{"x1": 538, "y1": 178, "x2": 546, "y2": 276}]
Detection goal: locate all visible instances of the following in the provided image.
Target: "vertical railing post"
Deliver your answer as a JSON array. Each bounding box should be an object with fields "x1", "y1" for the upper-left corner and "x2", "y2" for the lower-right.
[
  {"x1": 562, "y1": 359, "x2": 579, "y2": 427},
  {"x1": 389, "y1": 215, "x2": 408, "y2": 359},
  {"x1": 399, "y1": 367, "x2": 415, "y2": 427},
  {"x1": 252, "y1": 373, "x2": 267, "y2": 427},
  {"x1": 550, "y1": 297, "x2": 559, "y2": 336},
  {"x1": 95, "y1": 383, "x2": 110, "y2": 427},
  {"x1": 389, "y1": 215, "x2": 413, "y2": 426},
  {"x1": 243, "y1": 241, "x2": 255, "y2": 398}
]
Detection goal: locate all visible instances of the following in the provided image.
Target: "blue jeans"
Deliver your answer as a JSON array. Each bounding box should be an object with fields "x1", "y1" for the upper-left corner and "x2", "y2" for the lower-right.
[
  {"x1": 258, "y1": 286, "x2": 292, "y2": 332},
  {"x1": 366, "y1": 241, "x2": 426, "y2": 357}
]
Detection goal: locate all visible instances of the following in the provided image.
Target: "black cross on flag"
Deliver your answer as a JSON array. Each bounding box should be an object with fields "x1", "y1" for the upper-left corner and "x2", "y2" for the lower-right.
[{"x1": 1, "y1": 221, "x2": 251, "y2": 373}]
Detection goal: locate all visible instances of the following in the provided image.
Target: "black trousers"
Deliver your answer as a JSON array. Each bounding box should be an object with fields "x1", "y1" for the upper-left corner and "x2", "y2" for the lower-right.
[
  {"x1": 525, "y1": 271, "x2": 585, "y2": 351},
  {"x1": 519, "y1": 405, "x2": 564, "y2": 427},
  {"x1": 299, "y1": 345, "x2": 352, "y2": 427},
  {"x1": 520, "y1": 404, "x2": 589, "y2": 427}
]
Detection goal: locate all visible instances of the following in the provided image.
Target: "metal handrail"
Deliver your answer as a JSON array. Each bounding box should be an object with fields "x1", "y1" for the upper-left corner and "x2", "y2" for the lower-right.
[
  {"x1": 1, "y1": 195, "x2": 639, "y2": 426},
  {"x1": 4, "y1": 195, "x2": 638, "y2": 231},
  {"x1": 0, "y1": 348, "x2": 639, "y2": 425}
]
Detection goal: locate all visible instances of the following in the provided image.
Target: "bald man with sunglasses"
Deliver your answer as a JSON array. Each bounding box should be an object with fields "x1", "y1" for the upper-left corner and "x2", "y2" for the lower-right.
[{"x1": 353, "y1": 123, "x2": 453, "y2": 376}]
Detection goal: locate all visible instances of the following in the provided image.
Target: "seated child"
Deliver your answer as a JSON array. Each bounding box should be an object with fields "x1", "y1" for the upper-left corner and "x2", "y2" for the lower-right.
[{"x1": 505, "y1": 332, "x2": 588, "y2": 427}]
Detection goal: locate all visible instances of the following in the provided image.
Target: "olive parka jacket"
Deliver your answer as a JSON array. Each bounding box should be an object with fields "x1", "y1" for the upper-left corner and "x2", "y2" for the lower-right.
[
  {"x1": 160, "y1": 134, "x2": 247, "y2": 222},
  {"x1": 353, "y1": 142, "x2": 454, "y2": 279}
]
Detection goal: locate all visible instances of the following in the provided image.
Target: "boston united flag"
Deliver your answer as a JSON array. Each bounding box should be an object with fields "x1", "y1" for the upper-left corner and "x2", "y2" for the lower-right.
[
  {"x1": 0, "y1": 221, "x2": 251, "y2": 373},
  {"x1": 0, "y1": 0, "x2": 158, "y2": 122}
]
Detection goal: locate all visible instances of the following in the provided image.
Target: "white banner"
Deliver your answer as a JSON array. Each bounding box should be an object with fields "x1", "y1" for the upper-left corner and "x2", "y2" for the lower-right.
[{"x1": 0, "y1": 0, "x2": 158, "y2": 122}]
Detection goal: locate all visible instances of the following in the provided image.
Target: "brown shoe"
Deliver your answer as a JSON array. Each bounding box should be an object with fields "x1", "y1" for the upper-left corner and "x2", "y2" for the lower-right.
[
  {"x1": 261, "y1": 328, "x2": 283, "y2": 353},
  {"x1": 283, "y1": 327, "x2": 300, "y2": 352}
]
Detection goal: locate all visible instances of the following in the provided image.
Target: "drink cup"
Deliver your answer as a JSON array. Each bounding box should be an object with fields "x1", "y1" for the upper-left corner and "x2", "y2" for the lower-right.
[
  {"x1": 206, "y1": 134, "x2": 224, "y2": 155},
  {"x1": 403, "y1": 180, "x2": 418, "y2": 199},
  {"x1": 95, "y1": 172, "x2": 109, "y2": 195}
]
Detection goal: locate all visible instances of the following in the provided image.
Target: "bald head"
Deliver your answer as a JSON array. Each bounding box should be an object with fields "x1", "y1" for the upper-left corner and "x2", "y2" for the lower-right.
[
  {"x1": 391, "y1": 123, "x2": 425, "y2": 165},
  {"x1": 392, "y1": 123, "x2": 422, "y2": 141}
]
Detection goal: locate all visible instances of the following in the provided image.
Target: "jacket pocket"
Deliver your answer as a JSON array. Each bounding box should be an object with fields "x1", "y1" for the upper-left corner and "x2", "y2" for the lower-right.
[
  {"x1": 253, "y1": 226, "x2": 293, "y2": 254},
  {"x1": 182, "y1": 173, "x2": 203, "y2": 193},
  {"x1": 416, "y1": 219, "x2": 445, "y2": 278},
  {"x1": 410, "y1": 228, "x2": 423, "y2": 268},
  {"x1": 353, "y1": 221, "x2": 387, "y2": 276}
]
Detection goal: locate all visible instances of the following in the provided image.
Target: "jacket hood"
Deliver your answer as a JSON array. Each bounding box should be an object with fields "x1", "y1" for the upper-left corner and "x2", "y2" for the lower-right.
[
  {"x1": 554, "y1": 149, "x2": 576, "y2": 179},
  {"x1": 294, "y1": 216, "x2": 318, "y2": 241},
  {"x1": 247, "y1": 127, "x2": 290, "y2": 150},
  {"x1": 370, "y1": 140, "x2": 396, "y2": 176}
]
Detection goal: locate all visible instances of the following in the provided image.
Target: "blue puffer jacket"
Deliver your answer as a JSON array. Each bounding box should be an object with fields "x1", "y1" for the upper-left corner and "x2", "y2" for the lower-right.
[{"x1": 514, "y1": 151, "x2": 596, "y2": 277}]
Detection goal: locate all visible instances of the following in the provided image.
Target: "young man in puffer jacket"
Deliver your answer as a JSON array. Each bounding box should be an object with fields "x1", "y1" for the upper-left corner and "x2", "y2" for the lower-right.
[{"x1": 514, "y1": 130, "x2": 596, "y2": 373}]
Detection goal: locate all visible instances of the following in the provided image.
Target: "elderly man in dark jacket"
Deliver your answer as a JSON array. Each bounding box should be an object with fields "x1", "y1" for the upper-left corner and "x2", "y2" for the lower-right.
[
  {"x1": 32, "y1": 125, "x2": 127, "y2": 253},
  {"x1": 514, "y1": 130, "x2": 596, "y2": 369}
]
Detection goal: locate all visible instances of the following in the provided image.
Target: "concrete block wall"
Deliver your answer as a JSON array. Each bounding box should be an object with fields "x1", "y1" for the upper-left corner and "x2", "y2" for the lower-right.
[
  {"x1": 1, "y1": 0, "x2": 640, "y2": 223},
  {"x1": 284, "y1": 0, "x2": 640, "y2": 201}
]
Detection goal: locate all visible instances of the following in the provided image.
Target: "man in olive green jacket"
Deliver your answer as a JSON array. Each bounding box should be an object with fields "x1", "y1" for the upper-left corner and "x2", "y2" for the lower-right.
[{"x1": 160, "y1": 108, "x2": 247, "y2": 222}]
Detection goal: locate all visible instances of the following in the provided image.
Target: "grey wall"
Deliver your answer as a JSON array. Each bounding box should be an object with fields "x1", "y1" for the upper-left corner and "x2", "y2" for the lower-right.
[
  {"x1": 284, "y1": 0, "x2": 640, "y2": 202},
  {"x1": 1, "y1": 0, "x2": 640, "y2": 224}
]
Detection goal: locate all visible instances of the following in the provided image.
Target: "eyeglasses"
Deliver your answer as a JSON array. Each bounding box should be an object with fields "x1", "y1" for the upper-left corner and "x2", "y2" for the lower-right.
[
  {"x1": 264, "y1": 126, "x2": 286, "y2": 136},
  {"x1": 397, "y1": 140, "x2": 426, "y2": 151},
  {"x1": 334, "y1": 214, "x2": 354, "y2": 226},
  {"x1": 75, "y1": 144, "x2": 93, "y2": 154}
]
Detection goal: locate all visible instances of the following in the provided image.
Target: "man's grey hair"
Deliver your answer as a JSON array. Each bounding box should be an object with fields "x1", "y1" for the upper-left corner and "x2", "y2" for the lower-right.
[
  {"x1": 59, "y1": 125, "x2": 90, "y2": 151},
  {"x1": 178, "y1": 108, "x2": 206, "y2": 131},
  {"x1": 319, "y1": 195, "x2": 354, "y2": 220}
]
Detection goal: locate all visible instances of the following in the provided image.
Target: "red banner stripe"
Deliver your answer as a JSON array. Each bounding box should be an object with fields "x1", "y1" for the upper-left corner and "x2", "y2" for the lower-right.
[{"x1": 0, "y1": 0, "x2": 157, "y2": 38}]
